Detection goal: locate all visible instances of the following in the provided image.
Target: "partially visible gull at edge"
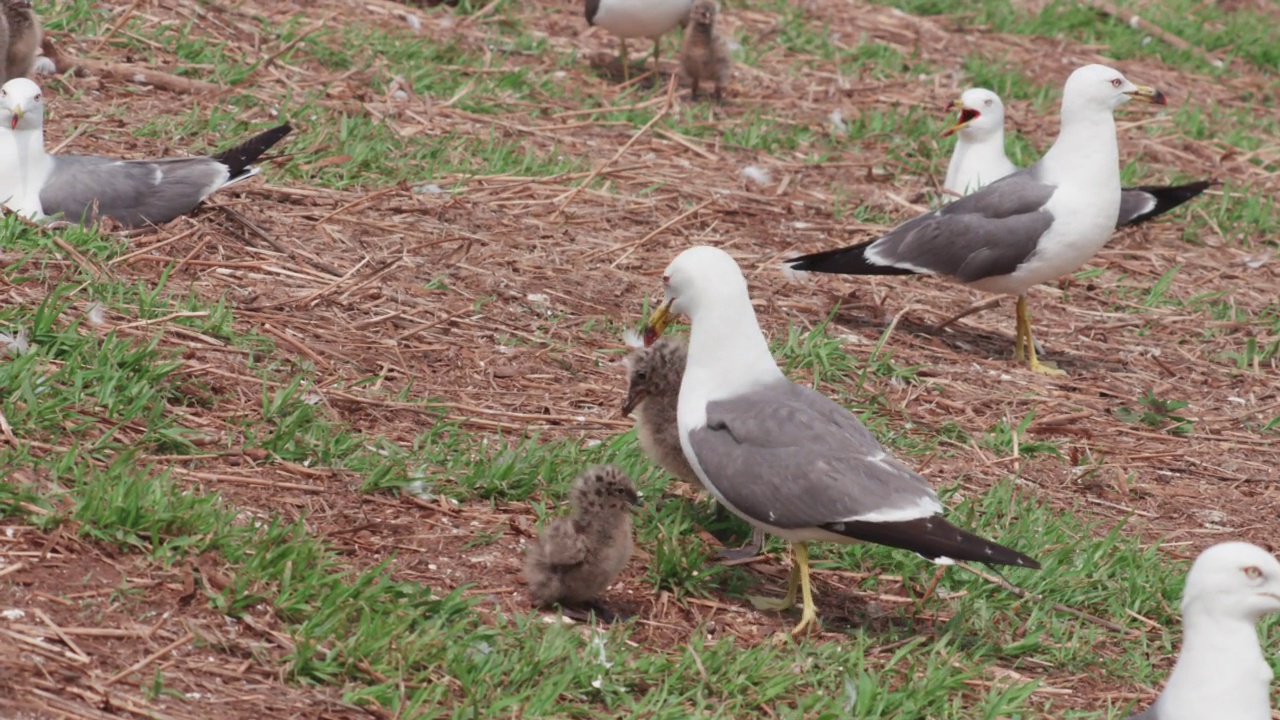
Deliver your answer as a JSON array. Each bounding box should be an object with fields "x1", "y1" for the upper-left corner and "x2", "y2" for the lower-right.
[
  {"x1": 1124, "y1": 542, "x2": 1280, "y2": 720},
  {"x1": 0, "y1": 78, "x2": 292, "y2": 229},
  {"x1": 941, "y1": 86, "x2": 1211, "y2": 227},
  {"x1": 786, "y1": 64, "x2": 1168, "y2": 375},
  {"x1": 644, "y1": 245, "x2": 1040, "y2": 635}
]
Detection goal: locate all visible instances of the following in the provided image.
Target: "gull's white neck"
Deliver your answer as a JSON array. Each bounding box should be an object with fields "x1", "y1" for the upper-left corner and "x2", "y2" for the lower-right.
[
  {"x1": 677, "y1": 291, "x2": 783, "y2": 433},
  {"x1": 944, "y1": 128, "x2": 1016, "y2": 196},
  {"x1": 3, "y1": 123, "x2": 51, "y2": 219},
  {"x1": 1038, "y1": 104, "x2": 1120, "y2": 192},
  {"x1": 1153, "y1": 612, "x2": 1274, "y2": 720}
]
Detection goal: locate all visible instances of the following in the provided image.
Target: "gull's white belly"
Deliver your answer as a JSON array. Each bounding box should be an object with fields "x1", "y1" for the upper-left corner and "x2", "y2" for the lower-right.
[
  {"x1": 970, "y1": 184, "x2": 1120, "y2": 296},
  {"x1": 592, "y1": 0, "x2": 692, "y2": 39}
]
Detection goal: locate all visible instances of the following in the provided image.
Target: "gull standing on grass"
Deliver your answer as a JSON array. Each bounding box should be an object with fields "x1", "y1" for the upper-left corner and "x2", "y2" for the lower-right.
[
  {"x1": 643, "y1": 246, "x2": 1040, "y2": 635},
  {"x1": 0, "y1": 78, "x2": 292, "y2": 228},
  {"x1": 941, "y1": 87, "x2": 1210, "y2": 227},
  {"x1": 786, "y1": 64, "x2": 1168, "y2": 375},
  {"x1": 585, "y1": 0, "x2": 692, "y2": 83},
  {"x1": 1124, "y1": 542, "x2": 1280, "y2": 720}
]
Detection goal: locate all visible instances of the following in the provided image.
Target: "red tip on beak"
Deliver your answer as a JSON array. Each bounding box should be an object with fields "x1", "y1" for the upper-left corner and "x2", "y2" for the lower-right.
[
  {"x1": 642, "y1": 326, "x2": 660, "y2": 346},
  {"x1": 10, "y1": 117, "x2": 17, "y2": 131}
]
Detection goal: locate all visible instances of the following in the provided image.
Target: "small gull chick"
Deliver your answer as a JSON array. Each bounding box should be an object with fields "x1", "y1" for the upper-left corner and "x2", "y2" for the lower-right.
[
  {"x1": 679, "y1": 0, "x2": 731, "y2": 102},
  {"x1": 525, "y1": 464, "x2": 641, "y2": 621},
  {"x1": 622, "y1": 333, "x2": 764, "y2": 560},
  {"x1": 1125, "y1": 541, "x2": 1280, "y2": 720},
  {"x1": 1, "y1": 0, "x2": 40, "y2": 83}
]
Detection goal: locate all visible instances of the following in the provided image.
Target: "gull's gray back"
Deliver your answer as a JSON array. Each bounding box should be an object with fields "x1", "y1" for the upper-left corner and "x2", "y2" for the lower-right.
[
  {"x1": 687, "y1": 379, "x2": 938, "y2": 529},
  {"x1": 867, "y1": 168, "x2": 1057, "y2": 283},
  {"x1": 42, "y1": 155, "x2": 229, "y2": 228}
]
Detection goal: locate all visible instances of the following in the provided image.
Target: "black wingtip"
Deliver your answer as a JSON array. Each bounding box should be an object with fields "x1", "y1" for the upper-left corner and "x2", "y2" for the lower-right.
[
  {"x1": 212, "y1": 123, "x2": 294, "y2": 178},
  {"x1": 1118, "y1": 179, "x2": 1213, "y2": 227},
  {"x1": 785, "y1": 239, "x2": 918, "y2": 277},
  {"x1": 823, "y1": 515, "x2": 1041, "y2": 570}
]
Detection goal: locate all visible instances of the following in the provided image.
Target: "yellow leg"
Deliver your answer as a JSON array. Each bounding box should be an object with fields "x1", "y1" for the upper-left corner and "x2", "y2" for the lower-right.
[
  {"x1": 790, "y1": 543, "x2": 818, "y2": 635},
  {"x1": 749, "y1": 548, "x2": 798, "y2": 610},
  {"x1": 619, "y1": 40, "x2": 630, "y2": 83},
  {"x1": 1014, "y1": 295, "x2": 1065, "y2": 376}
]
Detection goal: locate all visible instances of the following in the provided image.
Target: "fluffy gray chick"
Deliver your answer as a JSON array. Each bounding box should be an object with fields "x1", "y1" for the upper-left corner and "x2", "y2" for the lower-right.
[
  {"x1": 622, "y1": 335, "x2": 763, "y2": 560},
  {"x1": 2, "y1": 0, "x2": 40, "y2": 83},
  {"x1": 678, "y1": 0, "x2": 731, "y2": 102},
  {"x1": 525, "y1": 464, "x2": 640, "y2": 619}
]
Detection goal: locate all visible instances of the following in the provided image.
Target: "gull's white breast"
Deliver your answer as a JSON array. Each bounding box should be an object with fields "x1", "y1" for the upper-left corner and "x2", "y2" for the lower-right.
[{"x1": 592, "y1": 0, "x2": 692, "y2": 39}]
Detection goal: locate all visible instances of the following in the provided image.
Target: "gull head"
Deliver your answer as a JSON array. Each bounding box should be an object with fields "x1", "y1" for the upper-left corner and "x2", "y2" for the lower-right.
[
  {"x1": 1062, "y1": 63, "x2": 1165, "y2": 113},
  {"x1": 0, "y1": 78, "x2": 45, "y2": 132},
  {"x1": 643, "y1": 246, "x2": 747, "y2": 345},
  {"x1": 1182, "y1": 542, "x2": 1280, "y2": 623},
  {"x1": 621, "y1": 335, "x2": 686, "y2": 416},
  {"x1": 571, "y1": 465, "x2": 642, "y2": 513},
  {"x1": 941, "y1": 88, "x2": 1004, "y2": 139}
]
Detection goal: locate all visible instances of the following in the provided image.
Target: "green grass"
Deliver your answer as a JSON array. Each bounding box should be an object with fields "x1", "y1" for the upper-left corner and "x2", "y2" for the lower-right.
[
  {"x1": 5, "y1": 215, "x2": 1260, "y2": 717},
  {"x1": 9, "y1": 0, "x2": 1280, "y2": 717}
]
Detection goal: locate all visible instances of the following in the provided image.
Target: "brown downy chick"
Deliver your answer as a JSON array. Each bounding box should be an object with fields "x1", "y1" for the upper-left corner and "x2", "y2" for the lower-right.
[
  {"x1": 679, "y1": 0, "x2": 731, "y2": 102},
  {"x1": 525, "y1": 464, "x2": 640, "y2": 620},
  {"x1": 2, "y1": 0, "x2": 40, "y2": 83},
  {"x1": 622, "y1": 334, "x2": 764, "y2": 560}
]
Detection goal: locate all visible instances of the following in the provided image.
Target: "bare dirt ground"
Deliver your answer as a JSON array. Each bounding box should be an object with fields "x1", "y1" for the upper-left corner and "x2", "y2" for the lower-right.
[{"x1": 2, "y1": 0, "x2": 1279, "y2": 717}]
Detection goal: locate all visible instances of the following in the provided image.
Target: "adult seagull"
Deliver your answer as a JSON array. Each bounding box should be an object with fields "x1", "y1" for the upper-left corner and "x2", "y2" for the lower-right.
[
  {"x1": 1124, "y1": 542, "x2": 1280, "y2": 720},
  {"x1": 0, "y1": 78, "x2": 291, "y2": 229},
  {"x1": 941, "y1": 86, "x2": 1210, "y2": 227},
  {"x1": 643, "y1": 245, "x2": 1040, "y2": 635},
  {"x1": 786, "y1": 64, "x2": 1167, "y2": 375},
  {"x1": 585, "y1": 0, "x2": 692, "y2": 83}
]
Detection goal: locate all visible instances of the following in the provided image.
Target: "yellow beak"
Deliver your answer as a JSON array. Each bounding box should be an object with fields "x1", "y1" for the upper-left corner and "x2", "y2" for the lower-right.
[
  {"x1": 642, "y1": 300, "x2": 674, "y2": 346},
  {"x1": 10, "y1": 107, "x2": 22, "y2": 130},
  {"x1": 1126, "y1": 85, "x2": 1167, "y2": 105}
]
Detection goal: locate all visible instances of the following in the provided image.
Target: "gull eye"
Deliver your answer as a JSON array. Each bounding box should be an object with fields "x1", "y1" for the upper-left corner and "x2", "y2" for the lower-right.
[
  {"x1": 1110, "y1": 78, "x2": 1123, "y2": 88},
  {"x1": 984, "y1": 99, "x2": 993, "y2": 107},
  {"x1": 35, "y1": 94, "x2": 41, "y2": 102},
  {"x1": 1244, "y1": 566, "x2": 1264, "y2": 580}
]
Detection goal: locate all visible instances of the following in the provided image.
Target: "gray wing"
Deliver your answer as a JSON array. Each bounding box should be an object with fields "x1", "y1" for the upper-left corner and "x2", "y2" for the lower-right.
[
  {"x1": 868, "y1": 170, "x2": 1056, "y2": 283},
  {"x1": 687, "y1": 380, "x2": 939, "y2": 529},
  {"x1": 41, "y1": 155, "x2": 230, "y2": 228}
]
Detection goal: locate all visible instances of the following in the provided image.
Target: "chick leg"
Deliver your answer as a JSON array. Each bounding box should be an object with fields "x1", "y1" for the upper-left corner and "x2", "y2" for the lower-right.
[
  {"x1": 716, "y1": 526, "x2": 764, "y2": 562},
  {"x1": 748, "y1": 544, "x2": 799, "y2": 611},
  {"x1": 619, "y1": 40, "x2": 630, "y2": 83},
  {"x1": 650, "y1": 37, "x2": 661, "y2": 75}
]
